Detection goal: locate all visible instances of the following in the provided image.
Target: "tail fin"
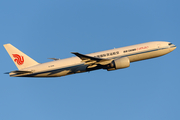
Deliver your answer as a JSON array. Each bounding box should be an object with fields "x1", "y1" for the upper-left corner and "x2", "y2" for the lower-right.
[{"x1": 3, "y1": 43, "x2": 39, "y2": 70}]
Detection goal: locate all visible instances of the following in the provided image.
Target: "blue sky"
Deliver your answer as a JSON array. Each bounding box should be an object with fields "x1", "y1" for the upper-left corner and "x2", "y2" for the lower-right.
[{"x1": 1, "y1": 0, "x2": 180, "y2": 120}]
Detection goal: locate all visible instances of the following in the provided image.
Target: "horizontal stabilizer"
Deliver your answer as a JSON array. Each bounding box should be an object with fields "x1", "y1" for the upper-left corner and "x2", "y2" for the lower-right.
[
  {"x1": 48, "y1": 58, "x2": 60, "y2": 61},
  {"x1": 5, "y1": 70, "x2": 33, "y2": 74}
]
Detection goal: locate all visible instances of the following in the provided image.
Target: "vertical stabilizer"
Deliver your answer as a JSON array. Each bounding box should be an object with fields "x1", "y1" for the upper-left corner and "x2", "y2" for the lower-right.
[{"x1": 3, "y1": 44, "x2": 39, "y2": 70}]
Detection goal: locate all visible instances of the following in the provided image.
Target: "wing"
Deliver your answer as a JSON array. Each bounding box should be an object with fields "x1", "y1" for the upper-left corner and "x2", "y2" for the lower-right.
[{"x1": 71, "y1": 52, "x2": 113, "y2": 68}]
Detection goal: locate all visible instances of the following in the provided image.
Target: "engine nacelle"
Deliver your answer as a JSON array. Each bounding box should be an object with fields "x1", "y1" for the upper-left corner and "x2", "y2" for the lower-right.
[{"x1": 107, "y1": 57, "x2": 130, "y2": 71}]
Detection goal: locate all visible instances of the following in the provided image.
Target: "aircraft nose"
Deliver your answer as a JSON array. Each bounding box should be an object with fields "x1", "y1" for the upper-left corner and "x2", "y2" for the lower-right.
[{"x1": 169, "y1": 44, "x2": 176, "y2": 52}]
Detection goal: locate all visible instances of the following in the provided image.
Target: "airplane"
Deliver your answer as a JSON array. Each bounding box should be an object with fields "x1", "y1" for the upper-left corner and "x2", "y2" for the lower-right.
[{"x1": 3, "y1": 41, "x2": 176, "y2": 77}]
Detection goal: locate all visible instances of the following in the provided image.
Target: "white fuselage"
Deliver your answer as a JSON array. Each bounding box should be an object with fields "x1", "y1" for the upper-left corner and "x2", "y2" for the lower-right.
[{"x1": 10, "y1": 41, "x2": 176, "y2": 77}]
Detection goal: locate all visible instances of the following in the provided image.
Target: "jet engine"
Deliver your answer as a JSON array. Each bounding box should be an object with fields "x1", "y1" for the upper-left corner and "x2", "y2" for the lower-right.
[{"x1": 107, "y1": 57, "x2": 130, "y2": 71}]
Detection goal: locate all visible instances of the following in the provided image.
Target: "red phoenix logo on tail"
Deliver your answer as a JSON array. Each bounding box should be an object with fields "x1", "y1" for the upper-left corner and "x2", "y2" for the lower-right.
[{"x1": 12, "y1": 54, "x2": 24, "y2": 65}]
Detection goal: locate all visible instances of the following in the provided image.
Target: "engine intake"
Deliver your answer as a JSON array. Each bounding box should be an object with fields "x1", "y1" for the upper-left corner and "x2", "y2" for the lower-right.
[{"x1": 107, "y1": 57, "x2": 130, "y2": 71}]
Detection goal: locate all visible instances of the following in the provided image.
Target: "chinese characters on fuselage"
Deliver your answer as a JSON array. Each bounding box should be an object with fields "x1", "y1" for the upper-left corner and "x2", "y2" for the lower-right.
[{"x1": 94, "y1": 51, "x2": 119, "y2": 58}]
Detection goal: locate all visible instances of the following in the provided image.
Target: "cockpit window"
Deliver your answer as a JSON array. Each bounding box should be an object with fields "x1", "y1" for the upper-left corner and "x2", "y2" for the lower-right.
[{"x1": 168, "y1": 43, "x2": 173, "y2": 45}]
